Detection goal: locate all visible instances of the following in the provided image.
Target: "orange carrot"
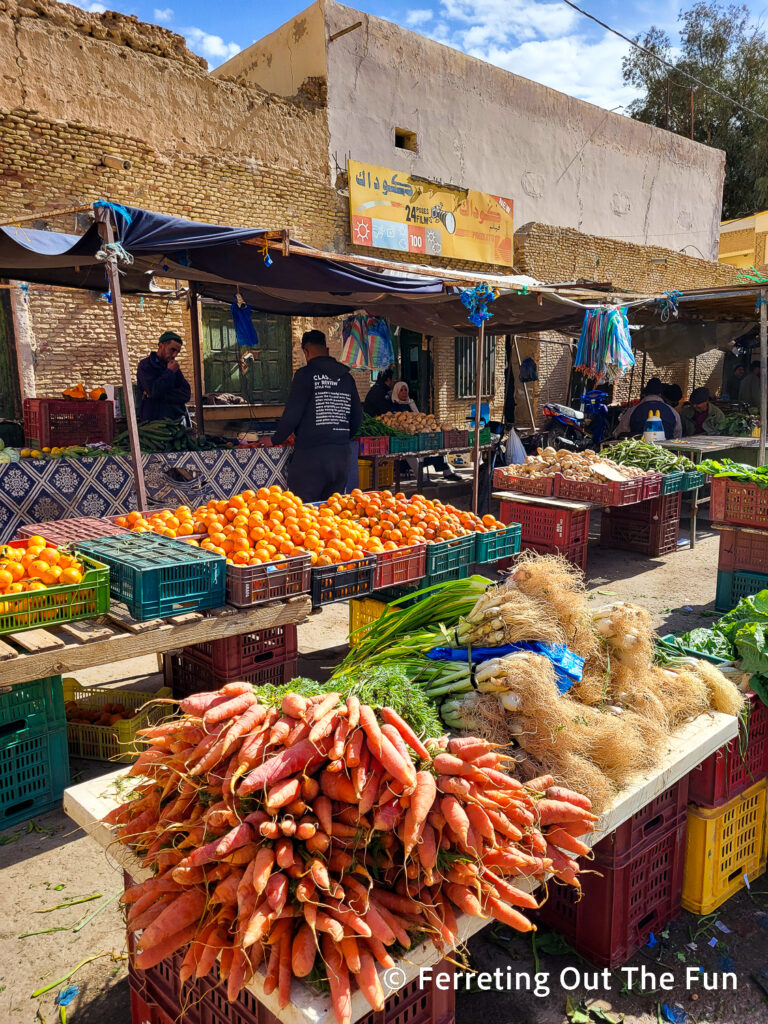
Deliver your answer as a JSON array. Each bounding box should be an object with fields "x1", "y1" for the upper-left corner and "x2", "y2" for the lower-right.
[
  {"x1": 139, "y1": 888, "x2": 207, "y2": 950},
  {"x1": 324, "y1": 898, "x2": 372, "y2": 938},
  {"x1": 546, "y1": 785, "x2": 593, "y2": 810},
  {"x1": 364, "y1": 936, "x2": 395, "y2": 969},
  {"x1": 310, "y1": 710, "x2": 341, "y2": 744},
  {"x1": 535, "y1": 799, "x2": 598, "y2": 825},
  {"x1": 346, "y1": 694, "x2": 360, "y2": 730},
  {"x1": 322, "y1": 936, "x2": 352, "y2": 1024},
  {"x1": 315, "y1": 910, "x2": 345, "y2": 942},
  {"x1": 292, "y1": 921, "x2": 316, "y2": 977},
  {"x1": 345, "y1": 729, "x2": 364, "y2": 768},
  {"x1": 221, "y1": 703, "x2": 267, "y2": 757},
  {"x1": 266, "y1": 872, "x2": 289, "y2": 914},
  {"x1": 445, "y1": 882, "x2": 485, "y2": 917},
  {"x1": 379, "y1": 706, "x2": 430, "y2": 759},
  {"x1": 359, "y1": 704, "x2": 384, "y2": 757},
  {"x1": 378, "y1": 733, "x2": 416, "y2": 789},
  {"x1": 282, "y1": 692, "x2": 308, "y2": 718},
  {"x1": 526, "y1": 774, "x2": 556, "y2": 792},
  {"x1": 194, "y1": 920, "x2": 231, "y2": 980},
  {"x1": 409, "y1": 770, "x2": 436, "y2": 826},
  {"x1": 239, "y1": 738, "x2": 330, "y2": 795},
  {"x1": 277, "y1": 929, "x2": 292, "y2": 1009},
  {"x1": 481, "y1": 870, "x2": 539, "y2": 910},
  {"x1": 447, "y1": 736, "x2": 494, "y2": 760},
  {"x1": 440, "y1": 794, "x2": 470, "y2": 844},
  {"x1": 134, "y1": 922, "x2": 200, "y2": 969},
  {"x1": 263, "y1": 938, "x2": 280, "y2": 996},
  {"x1": 319, "y1": 771, "x2": 357, "y2": 803},
  {"x1": 301, "y1": 776, "x2": 320, "y2": 802},
  {"x1": 274, "y1": 838, "x2": 295, "y2": 869},
  {"x1": 357, "y1": 949, "x2": 385, "y2": 1011},
  {"x1": 485, "y1": 895, "x2": 535, "y2": 932},
  {"x1": 340, "y1": 935, "x2": 361, "y2": 973},
  {"x1": 203, "y1": 692, "x2": 256, "y2": 726},
  {"x1": 466, "y1": 803, "x2": 495, "y2": 843},
  {"x1": 418, "y1": 822, "x2": 437, "y2": 874},
  {"x1": 265, "y1": 777, "x2": 301, "y2": 814}
]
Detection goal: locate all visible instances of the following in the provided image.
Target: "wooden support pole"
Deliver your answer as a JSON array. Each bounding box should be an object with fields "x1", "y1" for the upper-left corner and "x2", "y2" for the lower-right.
[
  {"x1": 188, "y1": 282, "x2": 205, "y2": 437},
  {"x1": 760, "y1": 288, "x2": 767, "y2": 467},
  {"x1": 472, "y1": 321, "x2": 485, "y2": 515},
  {"x1": 97, "y1": 215, "x2": 147, "y2": 510}
]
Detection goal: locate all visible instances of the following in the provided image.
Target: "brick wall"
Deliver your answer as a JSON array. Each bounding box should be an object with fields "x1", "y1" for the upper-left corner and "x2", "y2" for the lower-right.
[{"x1": 0, "y1": 0, "x2": 346, "y2": 400}]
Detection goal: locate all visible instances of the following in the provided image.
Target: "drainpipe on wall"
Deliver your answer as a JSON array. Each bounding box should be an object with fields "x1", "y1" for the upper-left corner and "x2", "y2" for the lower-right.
[{"x1": 9, "y1": 284, "x2": 36, "y2": 399}]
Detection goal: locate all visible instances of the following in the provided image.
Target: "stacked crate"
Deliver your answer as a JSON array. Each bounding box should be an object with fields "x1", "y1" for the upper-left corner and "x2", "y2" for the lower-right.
[
  {"x1": 682, "y1": 692, "x2": 768, "y2": 914},
  {"x1": 600, "y1": 491, "x2": 682, "y2": 558},
  {"x1": 0, "y1": 676, "x2": 70, "y2": 829},
  {"x1": 166, "y1": 626, "x2": 299, "y2": 699},
  {"x1": 710, "y1": 477, "x2": 768, "y2": 611},
  {"x1": 498, "y1": 498, "x2": 590, "y2": 570},
  {"x1": 536, "y1": 778, "x2": 690, "y2": 967}
]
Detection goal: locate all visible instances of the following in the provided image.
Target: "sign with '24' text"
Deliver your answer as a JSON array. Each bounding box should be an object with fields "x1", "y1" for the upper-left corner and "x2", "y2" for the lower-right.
[{"x1": 348, "y1": 160, "x2": 514, "y2": 268}]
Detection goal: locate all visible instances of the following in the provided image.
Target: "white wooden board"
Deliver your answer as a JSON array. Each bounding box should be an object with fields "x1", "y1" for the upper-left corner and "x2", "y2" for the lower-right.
[{"x1": 492, "y1": 491, "x2": 591, "y2": 511}]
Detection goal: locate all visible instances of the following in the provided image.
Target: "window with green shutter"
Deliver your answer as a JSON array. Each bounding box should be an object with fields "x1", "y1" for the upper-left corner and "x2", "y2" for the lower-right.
[
  {"x1": 454, "y1": 335, "x2": 497, "y2": 399},
  {"x1": 202, "y1": 305, "x2": 292, "y2": 405}
]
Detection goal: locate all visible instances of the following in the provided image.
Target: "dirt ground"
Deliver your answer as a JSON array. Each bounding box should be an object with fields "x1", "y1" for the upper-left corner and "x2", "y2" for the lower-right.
[{"x1": 1, "y1": 507, "x2": 766, "y2": 1024}]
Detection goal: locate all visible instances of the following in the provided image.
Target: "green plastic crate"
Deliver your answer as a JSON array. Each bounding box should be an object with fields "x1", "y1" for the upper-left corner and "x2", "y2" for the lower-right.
[
  {"x1": 78, "y1": 533, "x2": 226, "y2": 621},
  {"x1": 425, "y1": 535, "x2": 476, "y2": 576},
  {"x1": 0, "y1": 676, "x2": 64, "y2": 737},
  {"x1": 656, "y1": 634, "x2": 731, "y2": 665},
  {"x1": 715, "y1": 569, "x2": 768, "y2": 613},
  {"x1": 389, "y1": 435, "x2": 419, "y2": 453},
  {"x1": 468, "y1": 427, "x2": 492, "y2": 446},
  {"x1": 0, "y1": 544, "x2": 109, "y2": 636},
  {"x1": 417, "y1": 431, "x2": 443, "y2": 451},
  {"x1": 0, "y1": 724, "x2": 70, "y2": 829},
  {"x1": 661, "y1": 471, "x2": 685, "y2": 495},
  {"x1": 474, "y1": 523, "x2": 522, "y2": 563},
  {"x1": 682, "y1": 469, "x2": 706, "y2": 491}
]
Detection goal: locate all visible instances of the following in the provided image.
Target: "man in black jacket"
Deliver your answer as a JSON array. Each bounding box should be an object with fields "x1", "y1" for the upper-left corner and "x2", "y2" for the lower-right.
[
  {"x1": 363, "y1": 367, "x2": 395, "y2": 415},
  {"x1": 260, "y1": 330, "x2": 363, "y2": 501},
  {"x1": 136, "y1": 331, "x2": 191, "y2": 421}
]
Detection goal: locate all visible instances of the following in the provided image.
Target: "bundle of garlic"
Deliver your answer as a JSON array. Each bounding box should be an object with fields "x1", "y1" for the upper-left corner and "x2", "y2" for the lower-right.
[{"x1": 455, "y1": 587, "x2": 565, "y2": 647}]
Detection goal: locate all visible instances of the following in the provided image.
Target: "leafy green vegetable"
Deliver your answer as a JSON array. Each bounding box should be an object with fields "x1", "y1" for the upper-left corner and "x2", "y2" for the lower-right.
[
  {"x1": 679, "y1": 627, "x2": 734, "y2": 660},
  {"x1": 699, "y1": 458, "x2": 768, "y2": 486}
]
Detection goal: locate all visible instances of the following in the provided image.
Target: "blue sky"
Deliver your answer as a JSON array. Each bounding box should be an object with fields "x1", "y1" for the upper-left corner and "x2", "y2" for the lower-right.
[{"x1": 63, "y1": 0, "x2": 768, "y2": 111}]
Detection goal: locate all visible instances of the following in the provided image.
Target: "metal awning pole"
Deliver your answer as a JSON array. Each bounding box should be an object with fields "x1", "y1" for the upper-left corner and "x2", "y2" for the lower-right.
[
  {"x1": 472, "y1": 321, "x2": 485, "y2": 515},
  {"x1": 188, "y1": 282, "x2": 205, "y2": 438},
  {"x1": 760, "y1": 288, "x2": 767, "y2": 467},
  {"x1": 97, "y1": 214, "x2": 148, "y2": 510}
]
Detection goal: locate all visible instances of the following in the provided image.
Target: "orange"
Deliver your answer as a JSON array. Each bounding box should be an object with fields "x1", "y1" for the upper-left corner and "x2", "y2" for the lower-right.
[
  {"x1": 28, "y1": 558, "x2": 50, "y2": 577},
  {"x1": 41, "y1": 566, "x2": 63, "y2": 585},
  {"x1": 6, "y1": 561, "x2": 25, "y2": 583},
  {"x1": 0, "y1": 568, "x2": 13, "y2": 590},
  {"x1": 60, "y1": 567, "x2": 83, "y2": 585},
  {"x1": 27, "y1": 580, "x2": 46, "y2": 591},
  {"x1": 26, "y1": 534, "x2": 47, "y2": 548}
]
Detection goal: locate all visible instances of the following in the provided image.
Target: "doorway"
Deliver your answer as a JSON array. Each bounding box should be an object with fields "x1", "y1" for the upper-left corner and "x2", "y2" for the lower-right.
[
  {"x1": 0, "y1": 291, "x2": 21, "y2": 420},
  {"x1": 202, "y1": 305, "x2": 292, "y2": 405},
  {"x1": 399, "y1": 329, "x2": 431, "y2": 412}
]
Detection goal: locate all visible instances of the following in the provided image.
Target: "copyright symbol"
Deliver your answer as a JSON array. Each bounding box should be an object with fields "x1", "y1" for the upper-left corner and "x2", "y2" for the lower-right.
[{"x1": 382, "y1": 967, "x2": 406, "y2": 990}]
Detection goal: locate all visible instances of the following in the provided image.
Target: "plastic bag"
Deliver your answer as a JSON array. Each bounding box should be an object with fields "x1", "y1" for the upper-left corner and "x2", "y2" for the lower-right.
[{"x1": 505, "y1": 428, "x2": 526, "y2": 465}]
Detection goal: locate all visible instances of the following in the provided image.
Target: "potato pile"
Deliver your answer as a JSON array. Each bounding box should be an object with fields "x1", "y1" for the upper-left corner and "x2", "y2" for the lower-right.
[
  {"x1": 377, "y1": 411, "x2": 441, "y2": 435},
  {"x1": 65, "y1": 700, "x2": 137, "y2": 726},
  {"x1": 504, "y1": 447, "x2": 647, "y2": 481}
]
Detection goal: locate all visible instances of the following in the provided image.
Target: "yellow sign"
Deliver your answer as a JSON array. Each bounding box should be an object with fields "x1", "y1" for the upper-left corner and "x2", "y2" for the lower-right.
[{"x1": 348, "y1": 160, "x2": 514, "y2": 268}]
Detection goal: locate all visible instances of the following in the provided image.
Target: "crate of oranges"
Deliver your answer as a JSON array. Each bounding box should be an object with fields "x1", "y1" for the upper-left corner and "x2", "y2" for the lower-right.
[{"x1": 0, "y1": 536, "x2": 110, "y2": 635}]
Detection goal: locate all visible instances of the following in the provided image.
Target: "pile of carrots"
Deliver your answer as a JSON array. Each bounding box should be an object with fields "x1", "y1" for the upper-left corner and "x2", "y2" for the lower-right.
[
  {"x1": 321, "y1": 491, "x2": 505, "y2": 547},
  {"x1": 109, "y1": 687, "x2": 595, "y2": 1024}
]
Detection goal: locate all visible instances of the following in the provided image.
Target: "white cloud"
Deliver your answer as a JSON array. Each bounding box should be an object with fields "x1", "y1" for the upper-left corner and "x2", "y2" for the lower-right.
[
  {"x1": 406, "y1": 9, "x2": 434, "y2": 26},
  {"x1": 154, "y1": 7, "x2": 174, "y2": 23},
  {"x1": 440, "y1": 0, "x2": 577, "y2": 43},
  {"x1": 183, "y1": 26, "x2": 241, "y2": 67}
]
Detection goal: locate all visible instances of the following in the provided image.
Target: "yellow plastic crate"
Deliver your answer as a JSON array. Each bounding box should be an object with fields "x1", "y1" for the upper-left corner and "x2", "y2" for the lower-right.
[
  {"x1": 63, "y1": 678, "x2": 172, "y2": 763},
  {"x1": 358, "y1": 458, "x2": 394, "y2": 490},
  {"x1": 682, "y1": 778, "x2": 768, "y2": 915},
  {"x1": 349, "y1": 596, "x2": 388, "y2": 646}
]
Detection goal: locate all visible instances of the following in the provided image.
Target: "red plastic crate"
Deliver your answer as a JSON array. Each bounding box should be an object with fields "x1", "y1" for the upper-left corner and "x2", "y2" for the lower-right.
[
  {"x1": 493, "y1": 469, "x2": 555, "y2": 496},
  {"x1": 599, "y1": 513, "x2": 679, "y2": 557},
  {"x1": 442, "y1": 428, "x2": 469, "y2": 449},
  {"x1": 23, "y1": 397, "x2": 114, "y2": 447},
  {"x1": 537, "y1": 818, "x2": 687, "y2": 968},
  {"x1": 130, "y1": 984, "x2": 180, "y2": 1024},
  {"x1": 689, "y1": 692, "x2": 768, "y2": 807},
  {"x1": 227, "y1": 553, "x2": 311, "y2": 607},
  {"x1": 592, "y1": 775, "x2": 689, "y2": 864},
  {"x1": 642, "y1": 472, "x2": 664, "y2": 500},
  {"x1": 167, "y1": 655, "x2": 297, "y2": 700},
  {"x1": 180, "y1": 626, "x2": 297, "y2": 677},
  {"x1": 554, "y1": 474, "x2": 645, "y2": 506},
  {"x1": 607, "y1": 492, "x2": 682, "y2": 524},
  {"x1": 498, "y1": 499, "x2": 590, "y2": 546},
  {"x1": 19, "y1": 516, "x2": 129, "y2": 544},
  {"x1": 358, "y1": 436, "x2": 390, "y2": 456},
  {"x1": 373, "y1": 543, "x2": 427, "y2": 590},
  {"x1": 709, "y1": 476, "x2": 768, "y2": 529},
  {"x1": 717, "y1": 527, "x2": 768, "y2": 574},
  {"x1": 522, "y1": 537, "x2": 588, "y2": 571}
]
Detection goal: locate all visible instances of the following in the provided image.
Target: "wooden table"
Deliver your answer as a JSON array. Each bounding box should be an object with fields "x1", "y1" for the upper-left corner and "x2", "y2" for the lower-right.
[
  {"x1": 364, "y1": 445, "x2": 492, "y2": 490},
  {"x1": 658, "y1": 435, "x2": 761, "y2": 547},
  {"x1": 0, "y1": 596, "x2": 310, "y2": 688},
  {"x1": 63, "y1": 710, "x2": 736, "y2": 1024}
]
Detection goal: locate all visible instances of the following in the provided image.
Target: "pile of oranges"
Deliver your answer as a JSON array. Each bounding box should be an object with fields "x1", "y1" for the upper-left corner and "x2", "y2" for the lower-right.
[
  {"x1": 119, "y1": 487, "x2": 372, "y2": 568},
  {"x1": 0, "y1": 536, "x2": 85, "y2": 597},
  {"x1": 322, "y1": 491, "x2": 504, "y2": 551},
  {"x1": 116, "y1": 486, "x2": 506, "y2": 569}
]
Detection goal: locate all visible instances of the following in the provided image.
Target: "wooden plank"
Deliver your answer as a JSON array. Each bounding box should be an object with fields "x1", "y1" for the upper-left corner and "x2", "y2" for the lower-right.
[
  {"x1": 59, "y1": 620, "x2": 115, "y2": 643},
  {"x1": 8, "y1": 628, "x2": 65, "y2": 652},
  {"x1": 492, "y1": 491, "x2": 591, "y2": 511},
  {"x1": 64, "y1": 767, "x2": 498, "y2": 1024},
  {"x1": 165, "y1": 612, "x2": 204, "y2": 626},
  {"x1": 0, "y1": 637, "x2": 19, "y2": 661},
  {"x1": 106, "y1": 605, "x2": 166, "y2": 633},
  {"x1": 1, "y1": 595, "x2": 311, "y2": 687}
]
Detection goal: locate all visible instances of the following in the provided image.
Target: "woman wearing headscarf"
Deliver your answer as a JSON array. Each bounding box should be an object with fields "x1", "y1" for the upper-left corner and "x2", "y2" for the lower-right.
[{"x1": 392, "y1": 382, "x2": 460, "y2": 482}]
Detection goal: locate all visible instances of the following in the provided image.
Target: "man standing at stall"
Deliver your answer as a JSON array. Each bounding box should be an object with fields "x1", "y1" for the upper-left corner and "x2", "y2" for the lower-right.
[
  {"x1": 259, "y1": 330, "x2": 362, "y2": 502},
  {"x1": 136, "y1": 331, "x2": 191, "y2": 422}
]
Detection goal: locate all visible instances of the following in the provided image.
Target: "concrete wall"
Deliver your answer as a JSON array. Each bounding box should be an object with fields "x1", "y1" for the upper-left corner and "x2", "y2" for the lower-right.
[
  {"x1": 221, "y1": 0, "x2": 727, "y2": 261},
  {"x1": 719, "y1": 212, "x2": 768, "y2": 270}
]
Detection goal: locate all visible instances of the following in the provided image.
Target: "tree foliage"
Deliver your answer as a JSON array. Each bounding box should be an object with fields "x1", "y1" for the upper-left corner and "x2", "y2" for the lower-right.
[{"x1": 622, "y1": 2, "x2": 768, "y2": 219}]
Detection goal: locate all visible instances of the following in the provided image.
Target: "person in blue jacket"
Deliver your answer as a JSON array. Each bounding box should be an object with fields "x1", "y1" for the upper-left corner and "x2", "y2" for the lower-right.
[
  {"x1": 259, "y1": 330, "x2": 363, "y2": 502},
  {"x1": 136, "y1": 331, "x2": 191, "y2": 421}
]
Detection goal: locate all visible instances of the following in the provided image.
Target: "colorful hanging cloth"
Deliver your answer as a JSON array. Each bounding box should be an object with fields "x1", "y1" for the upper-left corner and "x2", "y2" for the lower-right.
[
  {"x1": 574, "y1": 307, "x2": 635, "y2": 383},
  {"x1": 341, "y1": 314, "x2": 368, "y2": 368},
  {"x1": 366, "y1": 317, "x2": 394, "y2": 370}
]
